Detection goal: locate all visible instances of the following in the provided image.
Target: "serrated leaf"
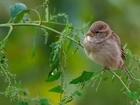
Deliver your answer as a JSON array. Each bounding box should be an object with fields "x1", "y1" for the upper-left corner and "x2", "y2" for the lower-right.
[
  {"x1": 124, "y1": 91, "x2": 139, "y2": 100},
  {"x1": 48, "y1": 43, "x2": 60, "y2": 76},
  {"x1": 49, "y1": 43, "x2": 60, "y2": 64},
  {"x1": 10, "y1": 3, "x2": 27, "y2": 18},
  {"x1": 69, "y1": 71, "x2": 94, "y2": 84},
  {"x1": 46, "y1": 72, "x2": 60, "y2": 82},
  {"x1": 48, "y1": 58, "x2": 59, "y2": 77},
  {"x1": 48, "y1": 85, "x2": 63, "y2": 93},
  {"x1": 74, "y1": 90, "x2": 82, "y2": 97},
  {"x1": 14, "y1": 10, "x2": 30, "y2": 23},
  {"x1": 39, "y1": 98, "x2": 50, "y2": 105}
]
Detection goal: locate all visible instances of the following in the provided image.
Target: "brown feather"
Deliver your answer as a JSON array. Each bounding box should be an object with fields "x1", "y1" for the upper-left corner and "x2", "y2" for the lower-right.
[{"x1": 112, "y1": 32, "x2": 126, "y2": 60}]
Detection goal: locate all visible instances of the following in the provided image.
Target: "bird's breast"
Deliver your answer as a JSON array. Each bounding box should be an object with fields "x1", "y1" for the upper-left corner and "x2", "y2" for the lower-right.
[{"x1": 84, "y1": 36, "x2": 123, "y2": 70}]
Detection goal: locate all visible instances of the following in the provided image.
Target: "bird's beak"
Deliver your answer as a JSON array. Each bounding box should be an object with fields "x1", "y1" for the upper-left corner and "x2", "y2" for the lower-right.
[{"x1": 86, "y1": 31, "x2": 94, "y2": 37}]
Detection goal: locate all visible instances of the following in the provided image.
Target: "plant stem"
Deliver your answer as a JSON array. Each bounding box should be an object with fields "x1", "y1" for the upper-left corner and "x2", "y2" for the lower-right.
[
  {"x1": 31, "y1": 9, "x2": 42, "y2": 24},
  {"x1": 109, "y1": 70, "x2": 131, "y2": 92},
  {"x1": 3, "y1": 26, "x2": 13, "y2": 41},
  {"x1": 66, "y1": 36, "x2": 84, "y2": 48},
  {"x1": 0, "y1": 23, "x2": 62, "y2": 35},
  {"x1": 0, "y1": 23, "x2": 84, "y2": 48}
]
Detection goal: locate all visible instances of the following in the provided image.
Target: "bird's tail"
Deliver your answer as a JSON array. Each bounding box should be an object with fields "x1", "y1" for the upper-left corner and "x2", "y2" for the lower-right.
[{"x1": 122, "y1": 65, "x2": 133, "y2": 82}]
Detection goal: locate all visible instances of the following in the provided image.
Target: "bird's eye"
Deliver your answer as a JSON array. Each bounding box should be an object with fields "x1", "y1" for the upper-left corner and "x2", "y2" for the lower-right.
[{"x1": 95, "y1": 31, "x2": 99, "y2": 33}]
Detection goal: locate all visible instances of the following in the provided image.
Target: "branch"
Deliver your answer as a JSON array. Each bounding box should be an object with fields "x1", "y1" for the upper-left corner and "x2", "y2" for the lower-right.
[
  {"x1": 109, "y1": 70, "x2": 131, "y2": 92},
  {"x1": 0, "y1": 23, "x2": 84, "y2": 48}
]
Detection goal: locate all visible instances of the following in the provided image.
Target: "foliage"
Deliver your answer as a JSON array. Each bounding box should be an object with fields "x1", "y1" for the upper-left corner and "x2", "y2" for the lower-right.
[{"x1": 0, "y1": 1, "x2": 140, "y2": 105}]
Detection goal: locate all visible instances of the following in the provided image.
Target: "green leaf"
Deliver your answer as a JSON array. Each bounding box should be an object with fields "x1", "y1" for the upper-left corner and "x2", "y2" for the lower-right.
[
  {"x1": 7, "y1": 86, "x2": 13, "y2": 93},
  {"x1": 0, "y1": 54, "x2": 6, "y2": 64},
  {"x1": 49, "y1": 43, "x2": 60, "y2": 64},
  {"x1": 136, "y1": 88, "x2": 140, "y2": 93},
  {"x1": 112, "y1": 75, "x2": 115, "y2": 83},
  {"x1": 74, "y1": 90, "x2": 82, "y2": 97},
  {"x1": 69, "y1": 71, "x2": 94, "y2": 84},
  {"x1": 48, "y1": 85, "x2": 63, "y2": 93},
  {"x1": 16, "y1": 81, "x2": 21, "y2": 88},
  {"x1": 48, "y1": 43, "x2": 60, "y2": 76},
  {"x1": 39, "y1": 98, "x2": 50, "y2": 105},
  {"x1": 16, "y1": 101, "x2": 28, "y2": 105},
  {"x1": 80, "y1": 82, "x2": 86, "y2": 89},
  {"x1": 72, "y1": 48, "x2": 79, "y2": 54},
  {"x1": 36, "y1": 6, "x2": 42, "y2": 9},
  {"x1": 124, "y1": 91, "x2": 139, "y2": 100},
  {"x1": 46, "y1": 72, "x2": 60, "y2": 82},
  {"x1": 14, "y1": 10, "x2": 30, "y2": 23},
  {"x1": 66, "y1": 40, "x2": 73, "y2": 54},
  {"x1": 48, "y1": 58, "x2": 59, "y2": 77},
  {"x1": 103, "y1": 76, "x2": 109, "y2": 81},
  {"x1": 10, "y1": 3, "x2": 27, "y2": 18},
  {"x1": 123, "y1": 43, "x2": 128, "y2": 49}
]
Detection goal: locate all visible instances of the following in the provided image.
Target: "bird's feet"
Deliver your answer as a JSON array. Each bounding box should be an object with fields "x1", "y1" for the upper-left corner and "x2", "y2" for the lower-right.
[{"x1": 102, "y1": 67, "x2": 109, "y2": 72}]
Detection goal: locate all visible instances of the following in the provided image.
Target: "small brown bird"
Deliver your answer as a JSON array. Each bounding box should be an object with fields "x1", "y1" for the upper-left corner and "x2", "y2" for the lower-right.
[{"x1": 84, "y1": 21, "x2": 133, "y2": 81}]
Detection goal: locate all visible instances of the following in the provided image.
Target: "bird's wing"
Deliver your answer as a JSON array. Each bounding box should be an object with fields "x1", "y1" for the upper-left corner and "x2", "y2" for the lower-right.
[{"x1": 112, "y1": 32, "x2": 126, "y2": 60}]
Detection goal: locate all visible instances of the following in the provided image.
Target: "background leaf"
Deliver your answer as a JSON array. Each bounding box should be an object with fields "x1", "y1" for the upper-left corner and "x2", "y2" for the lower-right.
[
  {"x1": 69, "y1": 71, "x2": 94, "y2": 84},
  {"x1": 16, "y1": 101, "x2": 28, "y2": 105},
  {"x1": 46, "y1": 72, "x2": 60, "y2": 82},
  {"x1": 74, "y1": 90, "x2": 82, "y2": 97},
  {"x1": 14, "y1": 10, "x2": 30, "y2": 23},
  {"x1": 124, "y1": 91, "x2": 139, "y2": 100},
  {"x1": 10, "y1": 3, "x2": 27, "y2": 18},
  {"x1": 39, "y1": 98, "x2": 51, "y2": 105},
  {"x1": 48, "y1": 85, "x2": 63, "y2": 93}
]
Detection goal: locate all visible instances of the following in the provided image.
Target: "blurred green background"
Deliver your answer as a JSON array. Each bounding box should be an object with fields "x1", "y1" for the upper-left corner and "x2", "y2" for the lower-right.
[{"x1": 0, "y1": 0, "x2": 140, "y2": 105}]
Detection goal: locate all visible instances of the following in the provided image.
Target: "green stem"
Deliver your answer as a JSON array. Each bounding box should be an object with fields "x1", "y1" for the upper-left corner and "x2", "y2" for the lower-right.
[
  {"x1": 66, "y1": 36, "x2": 84, "y2": 48},
  {"x1": 109, "y1": 70, "x2": 131, "y2": 92},
  {"x1": 3, "y1": 26, "x2": 13, "y2": 41},
  {"x1": 0, "y1": 23, "x2": 84, "y2": 48},
  {"x1": 0, "y1": 23, "x2": 62, "y2": 35},
  {"x1": 31, "y1": 9, "x2": 42, "y2": 24}
]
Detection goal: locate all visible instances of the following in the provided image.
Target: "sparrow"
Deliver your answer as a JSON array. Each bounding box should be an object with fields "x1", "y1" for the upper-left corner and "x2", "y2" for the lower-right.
[{"x1": 84, "y1": 21, "x2": 133, "y2": 81}]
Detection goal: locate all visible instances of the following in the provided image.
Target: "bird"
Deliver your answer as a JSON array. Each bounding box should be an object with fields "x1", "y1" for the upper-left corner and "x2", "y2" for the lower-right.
[{"x1": 84, "y1": 21, "x2": 133, "y2": 81}]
